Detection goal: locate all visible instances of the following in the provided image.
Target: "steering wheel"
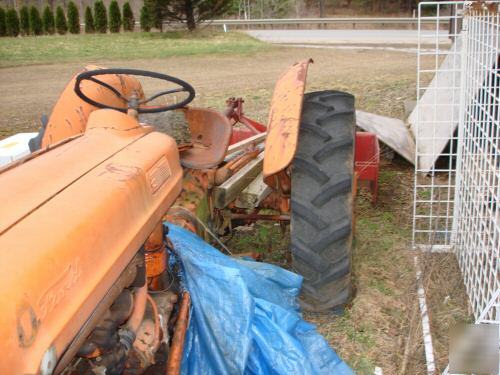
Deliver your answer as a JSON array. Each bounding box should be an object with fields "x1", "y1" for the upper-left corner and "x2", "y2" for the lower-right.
[{"x1": 74, "y1": 68, "x2": 195, "y2": 114}]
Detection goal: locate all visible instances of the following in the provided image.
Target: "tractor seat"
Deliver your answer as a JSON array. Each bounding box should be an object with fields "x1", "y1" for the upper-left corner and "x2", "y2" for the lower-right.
[{"x1": 179, "y1": 107, "x2": 232, "y2": 169}]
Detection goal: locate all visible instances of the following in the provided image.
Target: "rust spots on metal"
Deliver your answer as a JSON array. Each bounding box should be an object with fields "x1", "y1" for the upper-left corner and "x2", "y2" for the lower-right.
[
  {"x1": 166, "y1": 292, "x2": 190, "y2": 375},
  {"x1": 263, "y1": 59, "x2": 313, "y2": 186},
  {"x1": 166, "y1": 169, "x2": 214, "y2": 234},
  {"x1": 214, "y1": 149, "x2": 260, "y2": 185},
  {"x1": 229, "y1": 212, "x2": 290, "y2": 221},
  {"x1": 41, "y1": 66, "x2": 143, "y2": 148},
  {"x1": 16, "y1": 301, "x2": 39, "y2": 348},
  {"x1": 99, "y1": 163, "x2": 141, "y2": 182},
  {"x1": 179, "y1": 107, "x2": 233, "y2": 169},
  {"x1": 144, "y1": 222, "x2": 168, "y2": 280}
]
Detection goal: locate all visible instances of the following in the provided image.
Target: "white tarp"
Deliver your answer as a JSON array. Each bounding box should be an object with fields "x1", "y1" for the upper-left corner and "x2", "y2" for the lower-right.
[{"x1": 408, "y1": 38, "x2": 462, "y2": 173}]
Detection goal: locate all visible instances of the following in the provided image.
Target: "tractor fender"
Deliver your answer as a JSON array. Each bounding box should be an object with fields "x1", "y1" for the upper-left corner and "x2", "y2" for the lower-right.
[{"x1": 263, "y1": 59, "x2": 312, "y2": 187}]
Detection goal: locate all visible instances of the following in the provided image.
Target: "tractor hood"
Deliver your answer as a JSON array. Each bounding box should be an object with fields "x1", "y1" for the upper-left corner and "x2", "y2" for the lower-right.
[
  {"x1": 0, "y1": 109, "x2": 183, "y2": 373},
  {"x1": 0, "y1": 110, "x2": 145, "y2": 234}
]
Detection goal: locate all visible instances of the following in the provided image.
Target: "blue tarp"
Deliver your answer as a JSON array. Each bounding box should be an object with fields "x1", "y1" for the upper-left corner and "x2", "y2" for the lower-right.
[{"x1": 167, "y1": 223, "x2": 354, "y2": 375}]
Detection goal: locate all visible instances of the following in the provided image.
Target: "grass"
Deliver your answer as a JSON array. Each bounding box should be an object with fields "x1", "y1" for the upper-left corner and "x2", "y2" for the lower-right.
[
  {"x1": 225, "y1": 222, "x2": 290, "y2": 268},
  {"x1": 304, "y1": 161, "x2": 418, "y2": 374},
  {"x1": 420, "y1": 253, "x2": 473, "y2": 371},
  {"x1": 0, "y1": 31, "x2": 268, "y2": 68}
]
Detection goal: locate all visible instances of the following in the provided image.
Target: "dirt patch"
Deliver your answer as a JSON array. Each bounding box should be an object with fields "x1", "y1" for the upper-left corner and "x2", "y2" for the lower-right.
[{"x1": 0, "y1": 47, "x2": 419, "y2": 138}]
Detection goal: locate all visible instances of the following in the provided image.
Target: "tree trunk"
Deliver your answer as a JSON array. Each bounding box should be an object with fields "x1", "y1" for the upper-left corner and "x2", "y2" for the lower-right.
[
  {"x1": 79, "y1": 0, "x2": 84, "y2": 18},
  {"x1": 295, "y1": 0, "x2": 302, "y2": 17},
  {"x1": 185, "y1": 0, "x2": 196, "y2": 31},
  {"x1": 318, "y1": 0, "x2": 325, "y2": 17}
]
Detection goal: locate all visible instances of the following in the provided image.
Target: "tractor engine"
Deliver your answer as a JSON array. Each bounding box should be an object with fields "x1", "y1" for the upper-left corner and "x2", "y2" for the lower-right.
[{"x1": 67, "y1": 231, "x2": 181, "y2": 375}]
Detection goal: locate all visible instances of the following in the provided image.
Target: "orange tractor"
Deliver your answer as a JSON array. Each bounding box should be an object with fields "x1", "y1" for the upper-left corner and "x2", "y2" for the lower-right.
[{"x1": 0, "y1": 61, "x2": 356, "y2": 374}]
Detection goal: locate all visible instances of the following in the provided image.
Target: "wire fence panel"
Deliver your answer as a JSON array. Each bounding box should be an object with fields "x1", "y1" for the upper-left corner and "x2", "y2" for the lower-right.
[
  {"x1": 413, "y1": 5, "x2": 499, "y2": 315},
  {"x1": 454, "y1": 6, "x2": 499, "y2": 320},
  {"x1": 413, "y1": 4, "x2": 499, "y2": 372},
  {"x1": 412, "y1": 1, "x2": 465, "y2": 250}
]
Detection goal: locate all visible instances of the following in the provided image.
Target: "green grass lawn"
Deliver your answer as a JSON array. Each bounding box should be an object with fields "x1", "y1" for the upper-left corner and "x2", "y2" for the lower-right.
[{"x1": 0, "y1": 31, "x2": 268, "y2": 68}]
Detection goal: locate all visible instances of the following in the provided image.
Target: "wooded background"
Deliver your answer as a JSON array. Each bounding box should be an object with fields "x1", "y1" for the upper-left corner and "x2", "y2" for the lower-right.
[{"x1": 0, "y1": 0, "x2": 419, "y2": 19}]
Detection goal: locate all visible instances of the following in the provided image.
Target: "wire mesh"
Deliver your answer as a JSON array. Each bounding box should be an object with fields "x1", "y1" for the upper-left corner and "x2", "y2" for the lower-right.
[
  {"x1": 412, "y1": 1, "x2": 466, "y2": 250},
  {"x1": 453, "y1": 5, "x2": 499, "y2": 321},
  {"x1": 413, "y1": 3, "x2": 499, "y2": 373}
]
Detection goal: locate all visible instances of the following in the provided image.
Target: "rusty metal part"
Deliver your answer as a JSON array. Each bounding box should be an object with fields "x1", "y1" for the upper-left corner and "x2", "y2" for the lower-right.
[
  {"x1": 152, "y1": 292, "x2": 178, "y2": 346},
  {"x1": 260, "y1": 191, "x2": 290, "y2": 213},
  {"x1": 77, "y1": 290, "x2": 134, "y2": 359},
  {"x1": 126, "y1": 319, "x2": 156, "y2": 373},
  {"x1": 83, "y1": 287, "x2": 148, "y2": 375},
  {"x1": 146, "y1": 294, "x2": 161, "y2": 353},
  {"x1": 144, "y1": 222, "x2": 164, "y2": 251},
  {"x1": 125, "y1": 291, "x2": 177, "y2": 374},
  {"x1": 224, "y1": 98, "x2": 267, "y2": 143},
  {"x1": 263, "y1": 59, "x2": 313, "y2": 188},
  {"x1": 145, "y1": 222, "x2": 168, "y2": 280},
  {"x1": 127, "y1": 295, "x2": 160, "y2": 370},
  {"x1": 54, "y1": 254, "x2": 142, "y2": 373},
  {"x1": 166, "y1": 169, "x2": 214, "y2": 236},
  {"x1": 214, "y1": 149, "x2": 260, "y2": 185},
  {"x1": 177, "y1": 143, "x2": 193, "y2": 152},
  {"x1": 224, "y1": 98, "x2": 265, "y2": 131},
  {"x1": 226, "y1": 132, "x2": 266, "y2": 156},
  {"x1": 275, "y1": 170, "x2": 291, "y2": 195},
  {"x1": 256, "y1": 170, "x2": 291, "y2": 214},
  {"x1": 126, "y1": 286, "x2": 148, "y2": 334},
  {"x1": 145, "y1": 249, "x2": 167, "y2": 288},
  {"x1": 229, "y1": 213, "x2": 290, "y2": 221},
  {"x1": 179, "y1": 107, "x2": 232, "y2": 169},
  {"x1": 16, "y1": 302, "x2": 39, "y2": 348},
  {"x1": 166, "y1": 292, "x2": 191, "y2": 375},
  {"x1": 263, "y1": 169, "x2": 291, "y2": 200},
  {"x1": 166, "y1": 206, "x2": 198, "y2": 234}
]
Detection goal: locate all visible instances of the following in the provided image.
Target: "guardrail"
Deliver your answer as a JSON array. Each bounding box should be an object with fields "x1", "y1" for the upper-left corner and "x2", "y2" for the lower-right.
[
  {"x1": 200, "y1": 17, "x2": 452, "y2": 30},
  {"x1": 121, "y1": 16, "x2": 453, "y2": 31}
]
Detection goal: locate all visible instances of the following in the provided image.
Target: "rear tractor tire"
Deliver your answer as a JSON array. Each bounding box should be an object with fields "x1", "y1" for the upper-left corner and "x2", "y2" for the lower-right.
[{"x1": 291, "y1": 90, "x2": 355, "y2": 312}]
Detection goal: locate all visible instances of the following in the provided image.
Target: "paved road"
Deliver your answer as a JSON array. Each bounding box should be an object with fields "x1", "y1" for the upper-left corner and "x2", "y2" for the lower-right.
[{"x1": 246, "y1": 29, "x2": 451, "y2": 45}]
